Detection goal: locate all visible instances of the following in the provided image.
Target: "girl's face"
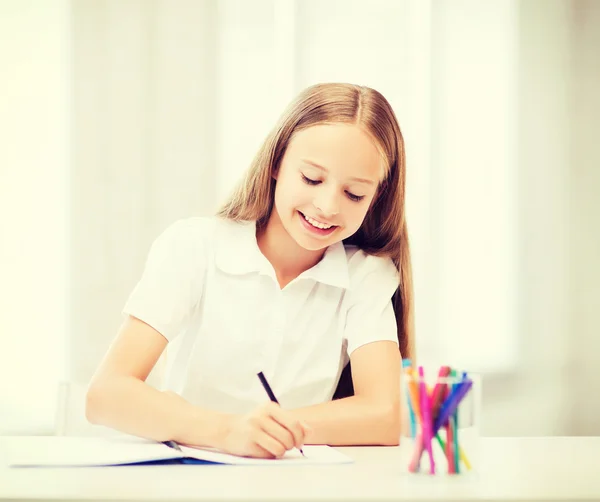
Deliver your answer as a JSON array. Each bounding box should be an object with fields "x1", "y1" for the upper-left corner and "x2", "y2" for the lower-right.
[{"x1": 273, "y1": 123, "x2": 384, "y2": 251}]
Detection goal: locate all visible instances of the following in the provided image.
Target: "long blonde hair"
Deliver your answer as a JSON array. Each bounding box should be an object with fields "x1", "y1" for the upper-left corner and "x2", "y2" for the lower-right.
[{"x1": 218, "y1": 83, "x2": 414, "y2": 361}]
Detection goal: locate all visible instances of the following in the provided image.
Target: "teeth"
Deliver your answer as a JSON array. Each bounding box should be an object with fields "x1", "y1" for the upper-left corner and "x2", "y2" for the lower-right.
[{"x1": 303, "y1": 213, "x2": 333, "y2": 230}]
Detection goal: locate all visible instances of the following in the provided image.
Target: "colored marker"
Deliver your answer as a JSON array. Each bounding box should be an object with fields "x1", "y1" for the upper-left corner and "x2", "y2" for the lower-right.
[
  {"x1": 433, "y1": 378, "x2": 473, "y2": 435},
  {"x1": 418, "y1": 366, "x2": 435, "y2": 474},
  {"x1": 402, "y1": 359, "x2": 417, "y2": 438}
]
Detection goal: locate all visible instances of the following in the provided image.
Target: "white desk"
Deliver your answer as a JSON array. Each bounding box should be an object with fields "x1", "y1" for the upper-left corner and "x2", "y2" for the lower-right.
[{"x1": 1, "y1": 437, "x2": 598, "y2": 501}]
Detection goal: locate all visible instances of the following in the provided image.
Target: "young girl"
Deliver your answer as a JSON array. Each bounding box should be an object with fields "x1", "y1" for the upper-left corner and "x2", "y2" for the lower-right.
[{"x1": 86, "y1": 82, "x2": 414, "y2": 459}]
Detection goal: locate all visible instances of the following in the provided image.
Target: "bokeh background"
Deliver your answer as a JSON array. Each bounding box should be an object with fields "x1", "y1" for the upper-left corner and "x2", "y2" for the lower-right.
[{"x1": 1, "y1": 0, "x2": 598, "y2": 437}]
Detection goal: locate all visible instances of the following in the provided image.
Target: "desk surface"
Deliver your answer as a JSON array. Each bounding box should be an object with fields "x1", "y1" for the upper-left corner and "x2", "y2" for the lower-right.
[{"x1": 1, "y1": 436, "x2": 598, "y2": 502}]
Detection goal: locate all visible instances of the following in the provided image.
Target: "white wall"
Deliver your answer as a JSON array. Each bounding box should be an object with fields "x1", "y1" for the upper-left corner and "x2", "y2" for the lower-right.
[
  {"x1": 431, "y1": 0, "x2": 519, "y2": 372},
  {"x1": 0, "y1": 1, "x2": 69, "y2": 433},
  {"x1": 215, "y1": 0, "x2": 297, "y2": 202},
  {"x1": 481, "y1": 0, "x2": 572, "y2": 435},
  {"x1": 68, "y1": 0, "x2": 218, "y2": 386},
  {"x1": 567, "y1": 0, "x2": 600, "y2": 435}
]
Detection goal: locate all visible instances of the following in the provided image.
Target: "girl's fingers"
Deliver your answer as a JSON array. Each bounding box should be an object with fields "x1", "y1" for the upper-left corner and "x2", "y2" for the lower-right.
[
  {"x1": 259, "y1": 415, "x2": 296, "y2": 450},
  {"x1": 267, "y1": 406, "x2": 306, "y2": 449},
  {"x1": 247, "y1": 443, "x2": 275, "y2": 459},
  {"x1": 253, "y1": 431, "x2": 288, "y2": 458}
]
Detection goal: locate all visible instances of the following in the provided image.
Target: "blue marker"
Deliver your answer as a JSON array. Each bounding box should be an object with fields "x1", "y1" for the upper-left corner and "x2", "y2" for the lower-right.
[
  {"x1": 402, "y1": 359, "x2": 417, "y2": 438},
  {"x1": 433, "y1": 377, "x2": 473, "y2": 435}
]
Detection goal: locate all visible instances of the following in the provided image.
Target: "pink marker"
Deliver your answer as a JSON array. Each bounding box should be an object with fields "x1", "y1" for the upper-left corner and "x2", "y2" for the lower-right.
[{"x1": 418, "y1": 366, "x2": 435, "y2": 474}]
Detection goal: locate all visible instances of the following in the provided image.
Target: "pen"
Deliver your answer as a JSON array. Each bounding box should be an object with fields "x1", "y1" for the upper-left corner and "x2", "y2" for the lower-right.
[
  {"x1": 162, "y1": 440, "x2": 182, "y2": 452},
  {"x1": 257, "y1": 371, "x2": 305, "y2": 457}
]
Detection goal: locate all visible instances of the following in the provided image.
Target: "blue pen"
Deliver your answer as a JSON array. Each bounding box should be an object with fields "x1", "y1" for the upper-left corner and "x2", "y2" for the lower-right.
[
  {"x1": 434, "y1": 378, "x2": 470, "y2": 433},
  {"x1": 433, "y1": 378, "x2": 473, "y2": 435},
  {"x1": 257, "y1": 371, "x2": 305, "y2": 457}
]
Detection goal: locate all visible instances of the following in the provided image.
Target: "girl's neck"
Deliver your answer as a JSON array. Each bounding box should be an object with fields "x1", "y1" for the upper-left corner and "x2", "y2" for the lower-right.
[{"x1": 256, "y1": 211, "x2": 325, "y2": 288}]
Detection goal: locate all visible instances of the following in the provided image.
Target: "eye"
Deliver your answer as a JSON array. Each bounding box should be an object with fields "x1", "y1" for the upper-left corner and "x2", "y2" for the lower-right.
[
  {"x1": 301, "y1": 174, "x2": 320, "y2": 185},
  {"x1": 346, "y1": 191, "x2": 365, "y2": 202}
]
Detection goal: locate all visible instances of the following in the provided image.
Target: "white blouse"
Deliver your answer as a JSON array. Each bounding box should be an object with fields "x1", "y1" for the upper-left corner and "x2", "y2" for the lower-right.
[{"x1": 123, "y1": 217, "x2": 400, "y2": 415}]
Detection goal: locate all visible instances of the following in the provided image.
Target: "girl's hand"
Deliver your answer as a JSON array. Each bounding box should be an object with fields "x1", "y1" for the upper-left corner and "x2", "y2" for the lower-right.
[{"x1": 219, "y1": 402, "x2": 310, "y2": 458}]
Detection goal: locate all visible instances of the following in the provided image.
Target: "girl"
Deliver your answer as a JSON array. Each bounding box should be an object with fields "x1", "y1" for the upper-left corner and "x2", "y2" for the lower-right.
[{"x1": 86, "y1": 82, "x2": 414, "y2": 459}]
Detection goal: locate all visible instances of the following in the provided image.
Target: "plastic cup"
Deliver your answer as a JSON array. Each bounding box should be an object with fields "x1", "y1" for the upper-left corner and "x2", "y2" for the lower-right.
[{"x1": 400, "y1": 365, "x2": 481, "y2": 476}]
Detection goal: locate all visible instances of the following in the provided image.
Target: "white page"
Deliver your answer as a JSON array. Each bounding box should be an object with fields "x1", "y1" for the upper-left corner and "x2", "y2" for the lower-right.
[
  {"x1": 2, "y1": 436, "x2": 352, "y2": 467},
  {"x1": 179, "y1": 444, "x2": 353, "y2": 465},
  {"x1": 3, "y1": 436, "x2": 181, "y2": 467}
]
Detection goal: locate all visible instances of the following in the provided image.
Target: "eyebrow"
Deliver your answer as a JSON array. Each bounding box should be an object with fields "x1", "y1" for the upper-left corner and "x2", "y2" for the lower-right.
[{"x1": 300, "y1": 159, "x2": 376, "y2": 186}]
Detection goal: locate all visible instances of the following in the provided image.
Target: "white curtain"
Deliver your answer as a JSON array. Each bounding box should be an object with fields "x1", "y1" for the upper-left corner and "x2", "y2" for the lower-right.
[{"x1": 0, "y1": 0, "x2": 69, "y2": 434}]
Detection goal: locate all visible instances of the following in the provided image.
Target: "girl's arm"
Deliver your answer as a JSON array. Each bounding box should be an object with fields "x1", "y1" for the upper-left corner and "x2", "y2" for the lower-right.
[
  {"x1": 292, "y1": 340, "x2": 402, "y2": 446},
  {"x1": 86, "y1": 316, "x2": 307, "y2": 457},
  {"x1": 86, "y1": 315, "x2": 229, "y2": 447}
]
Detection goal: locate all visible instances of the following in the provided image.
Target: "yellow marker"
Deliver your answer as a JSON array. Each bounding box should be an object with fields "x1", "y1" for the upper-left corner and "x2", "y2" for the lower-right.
[{"x1": 434, "y1": 434, "x2": 472, "y2": 470}]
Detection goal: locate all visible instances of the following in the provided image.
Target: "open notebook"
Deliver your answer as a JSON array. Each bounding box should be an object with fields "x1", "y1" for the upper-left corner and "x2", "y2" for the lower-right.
[{"x1": 3, "y1": 436, "x2": 353, "y2": 467}]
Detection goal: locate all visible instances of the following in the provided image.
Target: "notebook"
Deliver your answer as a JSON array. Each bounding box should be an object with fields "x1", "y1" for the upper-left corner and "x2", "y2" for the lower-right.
[{"x1": 3, "y1": 436, "x2": 353, "y2": 467}]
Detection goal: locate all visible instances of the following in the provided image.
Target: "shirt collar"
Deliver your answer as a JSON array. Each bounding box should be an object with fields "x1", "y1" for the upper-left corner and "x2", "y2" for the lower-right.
[
  {"x1": 214, "y1": 218, "x2": 267, "y2": 275},
  {"x1": 214, "y1": 218, "x2": 350, "y2": 289},
  {"x1": 296, "y1": 240, "x2": 349, "y2": 289}
]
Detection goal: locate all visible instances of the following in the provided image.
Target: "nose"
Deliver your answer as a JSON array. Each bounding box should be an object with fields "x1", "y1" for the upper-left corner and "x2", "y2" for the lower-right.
[{"x1": 313, "y1": 186, "x2": 340, "y2": 218}]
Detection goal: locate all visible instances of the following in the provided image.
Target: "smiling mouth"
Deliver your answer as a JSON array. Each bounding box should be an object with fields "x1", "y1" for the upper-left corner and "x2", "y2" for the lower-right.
[{"x1": 298, "y1": 211, "x2": 338, "y2": 230}]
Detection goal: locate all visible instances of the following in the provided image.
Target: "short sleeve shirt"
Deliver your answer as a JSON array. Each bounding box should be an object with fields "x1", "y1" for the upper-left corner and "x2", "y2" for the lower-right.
[{"x1": 123, "y1": 217, "x2": 400, "y2": 415}]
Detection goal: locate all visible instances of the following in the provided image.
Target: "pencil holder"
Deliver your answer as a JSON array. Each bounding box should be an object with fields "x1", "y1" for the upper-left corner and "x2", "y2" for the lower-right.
[{"x1": 401, "y1": 364, "x2": 481, "y2": 476}]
